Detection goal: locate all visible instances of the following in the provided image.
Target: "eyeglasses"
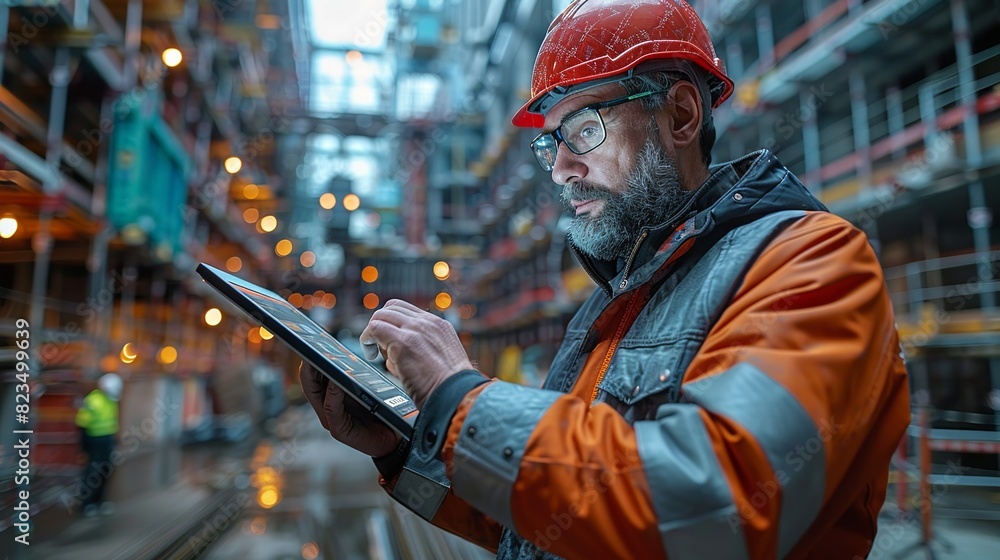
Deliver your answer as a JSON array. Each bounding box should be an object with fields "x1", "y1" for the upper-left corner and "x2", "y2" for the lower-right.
[{"x1": 530, "y1": 88, "x2": 671, "y2": 171}]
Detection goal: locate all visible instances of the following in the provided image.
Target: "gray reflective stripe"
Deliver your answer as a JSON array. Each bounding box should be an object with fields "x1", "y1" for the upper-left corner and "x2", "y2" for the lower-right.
[
  {"x1": 451, "y1": 381, "x2": 561, "y2": 530},
  {"x1": 636, "y1": 406, "x2": 750, "y2": 560},
  {"x1": 685, "y1": 363, "x2": 826, "y2": 558}
]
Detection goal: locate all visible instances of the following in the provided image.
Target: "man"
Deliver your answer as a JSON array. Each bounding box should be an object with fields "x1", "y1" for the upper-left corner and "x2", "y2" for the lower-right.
[
  {"x1": 75, "y1": 372, "x2": 121, "y2": 517},
  {"x1": 301, "y1": 1, "x2": 910, "y2": 558}
]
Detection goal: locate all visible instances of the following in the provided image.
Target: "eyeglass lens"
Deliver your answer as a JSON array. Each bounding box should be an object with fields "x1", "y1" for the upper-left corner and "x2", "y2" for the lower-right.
[
  {"x1": 531, "y1": 107, "x2": 607, "y2": 171},
  {"x1": 532, "y1": 134, "x2": 558, "y2": 171},
  {"x1": 561, "y1": 109, "x2": 605, "y2": 154}
]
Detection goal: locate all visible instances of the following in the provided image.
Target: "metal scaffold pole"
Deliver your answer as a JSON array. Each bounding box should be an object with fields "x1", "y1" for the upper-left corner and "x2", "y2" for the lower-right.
[
  {"x1": 0, "y1": 4, "x2": 8, "y2": 85},
  {"x1": 952, "y1": 0, "x2": 1000, "y2": 465},
  {"x1": 28, "y1": 47, "x2": 72, "y2": 381},
  {"x1": 87, "y1": 93, "x2": 114, "y2": 377}
]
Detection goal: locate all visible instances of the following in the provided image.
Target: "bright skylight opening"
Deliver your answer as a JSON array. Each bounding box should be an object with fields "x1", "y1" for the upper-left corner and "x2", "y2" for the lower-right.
[
  {"x1": 308, "y1": 0, "x2": 389, "y2": 49},
  {"x1": 310, "y1": 51, "x2": 384, "y2": 114},
  {"x1": 396, "y1": 73, "x2": 441, "y2": 120},
  {"x1": 307, "y1": 0, "x2": 390, "y2": 114}
]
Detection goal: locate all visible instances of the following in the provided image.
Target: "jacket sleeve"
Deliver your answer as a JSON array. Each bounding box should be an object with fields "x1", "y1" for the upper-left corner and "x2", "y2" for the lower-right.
[{"x1": 421, "y1": 212, "x2": 909, "y2": 559}]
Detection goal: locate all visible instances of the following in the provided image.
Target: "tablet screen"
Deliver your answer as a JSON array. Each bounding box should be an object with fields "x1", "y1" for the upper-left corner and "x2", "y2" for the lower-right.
[
  {"x1": 234, "y1": 284, "x2": 416, "y2": 415},
  {"x1": 196, "y1": 263, "x2": 418, "y2": 438}
]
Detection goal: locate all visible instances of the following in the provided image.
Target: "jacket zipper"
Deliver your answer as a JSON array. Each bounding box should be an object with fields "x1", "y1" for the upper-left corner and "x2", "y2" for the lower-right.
[
  {"x1": 590, "y1": 290, "x2": 643, "y2": 404},
  {"x1": 587, "y1": 235, "x2": 696, "y2": 404},
  {"x1": 618, "y1": 230, "x2": 649, "y2": 291}
]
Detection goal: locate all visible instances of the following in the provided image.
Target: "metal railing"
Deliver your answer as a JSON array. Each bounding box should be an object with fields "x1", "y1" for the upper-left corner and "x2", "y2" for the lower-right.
[{"x1": 884, "y1": 249, "x2": 1000, "y2": 317}]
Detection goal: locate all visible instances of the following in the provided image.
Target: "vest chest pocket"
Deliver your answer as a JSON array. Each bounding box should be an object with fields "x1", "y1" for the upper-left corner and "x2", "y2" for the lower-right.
[{"x1": 594, "y1": 338, "x2": 701, "y2": 422}]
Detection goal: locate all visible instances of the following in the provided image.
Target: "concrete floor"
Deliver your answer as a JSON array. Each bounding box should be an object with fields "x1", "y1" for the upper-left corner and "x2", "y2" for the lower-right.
[{"x1": 872, "y1": 484, "x2": 1000, "y2": 560}]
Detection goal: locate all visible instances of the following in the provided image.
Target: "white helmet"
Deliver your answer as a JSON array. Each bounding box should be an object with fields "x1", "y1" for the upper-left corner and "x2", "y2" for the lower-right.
[{"x1": 98, "y1": 373, "x2": 123, "y2": 401}]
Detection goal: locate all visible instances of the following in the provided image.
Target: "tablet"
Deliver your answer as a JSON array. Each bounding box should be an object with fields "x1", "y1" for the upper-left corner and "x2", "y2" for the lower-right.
[{"x1": 196, "y1": 263, "x2": 417, "y2": 440}]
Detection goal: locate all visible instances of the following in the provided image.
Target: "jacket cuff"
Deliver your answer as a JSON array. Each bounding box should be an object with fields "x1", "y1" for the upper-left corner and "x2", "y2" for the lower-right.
[
  {"x1": 417, "y1": 369, "x2": 490, "y2": 459},
  {"x1": 386, "y1": 369, "x2": 489, "y2": 521}
]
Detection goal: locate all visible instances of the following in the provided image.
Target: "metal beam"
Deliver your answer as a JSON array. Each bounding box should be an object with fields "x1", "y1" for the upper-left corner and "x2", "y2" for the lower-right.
[
  {"x1": 89, "y1": 0, "x2": 124, "y2": 41},
  {"x1": 0, "y1": 5, "x2": 8, "y2": 86},
  {"x1": 758, "y1": 0, "x2": 943, "y2": 104},
  {"x1": 84, "y1": 47, "x2": 124, "y2": 90},
  {"x1": 122, "y1": 0, "x2": 142, "y2": 90},
  {"x1": 0, "y1": 85, "x2": 96, "y2": 183},
  {"x1": 755, "y1": 3, "x2": 775, "y2": 70}
]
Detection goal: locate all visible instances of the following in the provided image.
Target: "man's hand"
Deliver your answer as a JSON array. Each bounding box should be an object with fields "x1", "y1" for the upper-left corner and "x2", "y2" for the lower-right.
[
  {"x1": 360, "y1": 299, "x2": 474, "y2": 408},
  {"x1": 299, "y1": 362, "x2": 401, "y2": 458}
]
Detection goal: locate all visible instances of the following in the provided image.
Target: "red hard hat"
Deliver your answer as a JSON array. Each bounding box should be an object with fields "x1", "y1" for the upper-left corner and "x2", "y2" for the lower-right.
[{"x1": 511, "y1": 0, "x2": 735, "y2": 128}]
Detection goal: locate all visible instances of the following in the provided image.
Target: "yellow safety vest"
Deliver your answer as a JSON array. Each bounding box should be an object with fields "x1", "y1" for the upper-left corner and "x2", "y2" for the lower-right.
[{"x1": 75, "y1": 390, "x2": 119, "y2": 437}]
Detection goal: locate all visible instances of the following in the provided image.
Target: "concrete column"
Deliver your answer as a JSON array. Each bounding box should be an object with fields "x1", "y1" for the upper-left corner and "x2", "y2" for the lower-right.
[
  {"x1": 921, "y1": 211, "x2": 942, "y2": 289},
  {"x1": 755, "y1": 3, "x2": 775, "y2": 69},
  {"x1": 123, "y1": 0, "x2": 143, "y2": 91},
  {"x1": 0, "y1": 5, "x2": 9, "y2": 86},
  {"x1": 73, "y1": 0, "x2": 90, "y2": 28},
  {"x1": 951, "y1": 0, "x2": 993, "y2": 308},
  {"x1": 917, "y1": 84, "x2": 937, "y2": 155},
  {"x1": 886, "y1": 85, "x2": 905, "y2": 160},
  {"x1": 801, "y1": 89, "x2": 821, "y2": 193},
  {"x1": 725, "y1": 34, "x2": 744, "y2": 82},
  {"x1": 805, "y1": 0, "x2": 825, "y2": 40},
  {"x1": 849, "y1": 69, "x2": 872, "y2": 190},
  {"x1": 950, "y1": 0, "x2": 981, "y2": 168},
  {"x1": 951, "y1": 0, "x2": 998, "y2": 451},
  {"x1": 729, "y1": 129, "x2": 744, "y2": 161},
  {"x1": 905, "y1": 260, "x2": 924, "y2": 328}
]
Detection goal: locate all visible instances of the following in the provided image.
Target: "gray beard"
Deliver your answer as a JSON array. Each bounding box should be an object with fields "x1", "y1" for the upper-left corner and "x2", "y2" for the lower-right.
[{"x1": 561, "y1": 139, "x2": 692, "y2": 261}]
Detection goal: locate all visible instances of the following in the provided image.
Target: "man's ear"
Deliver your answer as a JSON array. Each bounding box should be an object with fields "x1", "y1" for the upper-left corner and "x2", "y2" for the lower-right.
[{"x1": 662, "y1": 81, "x2": 703, "y2": 151}]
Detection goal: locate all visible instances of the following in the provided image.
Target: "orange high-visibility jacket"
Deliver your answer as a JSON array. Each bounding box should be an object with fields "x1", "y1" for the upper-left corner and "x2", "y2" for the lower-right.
[{"x1": 383, "y1": 150, "x2": 910, "y2": 560}]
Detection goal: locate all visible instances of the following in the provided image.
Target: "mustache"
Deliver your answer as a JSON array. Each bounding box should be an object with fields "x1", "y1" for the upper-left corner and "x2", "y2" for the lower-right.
[{"x1": 560, "y1": 181, "x2": 614, "y2": 207}]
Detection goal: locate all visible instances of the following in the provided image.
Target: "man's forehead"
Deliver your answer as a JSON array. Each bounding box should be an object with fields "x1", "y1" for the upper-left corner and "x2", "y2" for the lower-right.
[{"x1": 542, "y1": 83, "x2": 623, "y2": 130}]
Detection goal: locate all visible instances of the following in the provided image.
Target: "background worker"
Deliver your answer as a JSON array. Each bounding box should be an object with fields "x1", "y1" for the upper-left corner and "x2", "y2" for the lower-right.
[{"x1": 75, "y1": 372, "x2": 122, "y2": 517}]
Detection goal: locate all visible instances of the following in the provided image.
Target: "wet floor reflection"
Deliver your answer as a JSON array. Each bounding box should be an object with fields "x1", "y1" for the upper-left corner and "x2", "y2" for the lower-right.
[
  {"x1": 203, "y1": 408, "x2": 397, "y2": 560},
  {"x1": 5, "y1": 405, "x2": 491, "y2": 560}
]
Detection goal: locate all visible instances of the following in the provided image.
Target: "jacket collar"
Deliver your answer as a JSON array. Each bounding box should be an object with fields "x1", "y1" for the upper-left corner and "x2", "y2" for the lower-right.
[{"x1": 570, "y1": 149, "x2": 828, "y2": 295}]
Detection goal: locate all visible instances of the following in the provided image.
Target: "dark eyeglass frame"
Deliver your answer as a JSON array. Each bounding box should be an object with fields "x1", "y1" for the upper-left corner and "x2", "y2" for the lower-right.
[{"x1": 529, "y1": 88, "x2": 671, "y2": 171}]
